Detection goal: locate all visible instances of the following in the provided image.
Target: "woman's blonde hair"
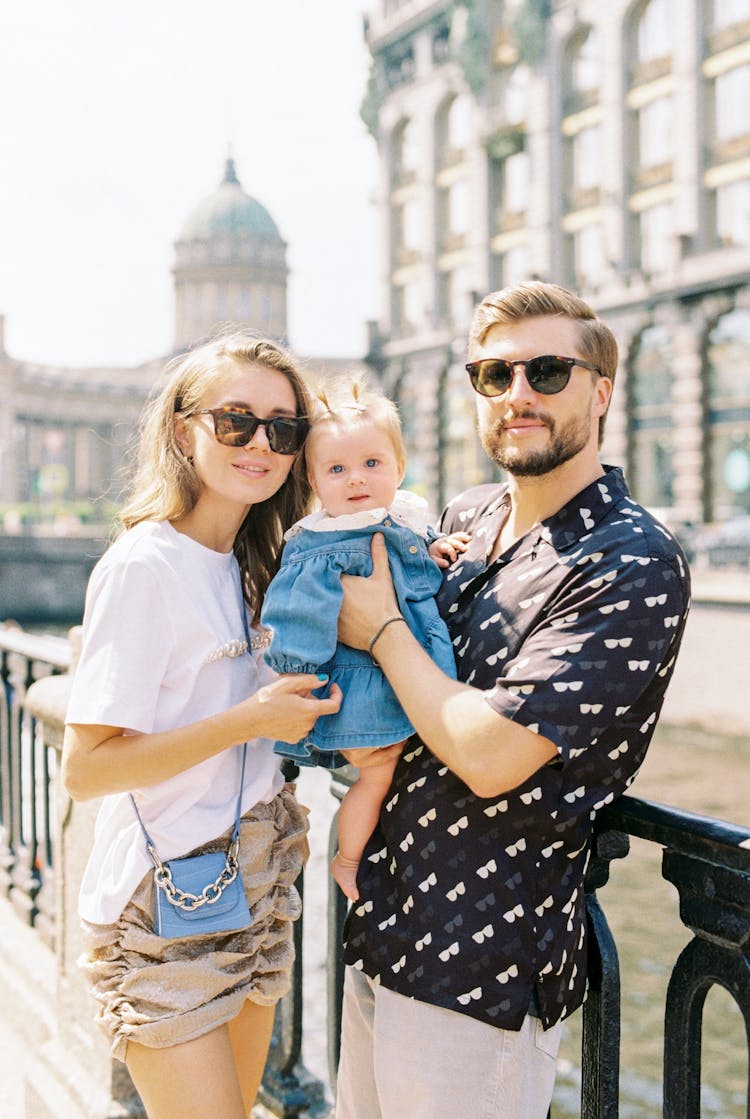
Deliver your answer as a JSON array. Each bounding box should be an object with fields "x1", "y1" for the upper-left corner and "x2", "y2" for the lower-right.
[
  {"x1": 300, "y1": 374, "x2": 406, "y2": 479},
  {"x1": 119, "y1": 331, "x2": 313, "y2": 621}
]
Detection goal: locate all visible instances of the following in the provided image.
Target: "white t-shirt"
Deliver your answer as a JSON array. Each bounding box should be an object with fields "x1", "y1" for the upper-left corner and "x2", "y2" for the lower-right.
[{"x1": 66, "y1": 519, "x2": 283, "y2": 924}]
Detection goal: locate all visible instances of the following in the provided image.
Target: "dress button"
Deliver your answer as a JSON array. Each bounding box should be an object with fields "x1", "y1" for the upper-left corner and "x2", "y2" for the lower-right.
[{"x1": 409, "y1": 545, "x2": 418, "y2": 553}]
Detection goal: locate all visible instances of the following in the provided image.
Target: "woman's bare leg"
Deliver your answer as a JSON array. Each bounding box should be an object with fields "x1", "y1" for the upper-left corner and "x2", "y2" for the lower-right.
[
  {"x1": 126, "y1": 1023, "x2": 247, "y2": 1119},
  {"x1": 228, "y1": 1000, "x2": 276, "y2": 1114}
]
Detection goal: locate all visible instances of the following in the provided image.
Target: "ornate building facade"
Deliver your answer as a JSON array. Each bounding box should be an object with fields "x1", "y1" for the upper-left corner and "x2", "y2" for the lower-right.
[
  {"x1": 363, "y1": 0, "x2": 750, "y2": 524},
  {"x1": 0, "y1": 159, "x2": 291, "y2": 528}
]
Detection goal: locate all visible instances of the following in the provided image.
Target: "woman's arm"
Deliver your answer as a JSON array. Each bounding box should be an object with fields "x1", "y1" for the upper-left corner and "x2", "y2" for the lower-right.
[
  {"x1": 338, "y1": 534, "x2": 556, "y2": 798},
  {"x1": 62, "y1": 674, "x2": 342, "y2": 801}
]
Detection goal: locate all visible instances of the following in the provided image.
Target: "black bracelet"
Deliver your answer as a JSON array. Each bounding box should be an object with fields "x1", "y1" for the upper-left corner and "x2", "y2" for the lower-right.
[{"x1": 368, "y1": 615, "x2": 406, "y2": 658}]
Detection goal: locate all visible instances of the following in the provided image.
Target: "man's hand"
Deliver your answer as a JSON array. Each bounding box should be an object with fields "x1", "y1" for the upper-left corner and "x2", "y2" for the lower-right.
[{"x1": 339, "y1": 534, "x2": 400, "y2": 651}]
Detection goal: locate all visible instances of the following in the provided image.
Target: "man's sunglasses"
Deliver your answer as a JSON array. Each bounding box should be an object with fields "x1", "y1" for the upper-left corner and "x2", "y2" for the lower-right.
[
  {"x1": 188, "y1": 407, "x2": 309, "y2": 454},
  {"x1": 465, "y1": 355, "x2": 602, "y2": 397}
]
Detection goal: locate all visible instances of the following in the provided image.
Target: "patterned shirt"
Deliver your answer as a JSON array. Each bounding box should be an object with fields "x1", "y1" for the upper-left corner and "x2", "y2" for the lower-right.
[{"x1": 343, "y1": 466, "x2": 691, "y2": 1031}]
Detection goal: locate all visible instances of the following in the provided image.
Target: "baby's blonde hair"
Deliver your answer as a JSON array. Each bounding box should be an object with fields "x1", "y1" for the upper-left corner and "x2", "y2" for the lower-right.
[{"x1": 300, "y1": 375, "x2": 407, "y2": 476}]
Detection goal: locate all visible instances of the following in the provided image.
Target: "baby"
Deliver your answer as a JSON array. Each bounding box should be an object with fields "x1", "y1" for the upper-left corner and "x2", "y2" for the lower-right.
[{"x1": 261, "y1": 377, "x2": 469, "y2": 900}]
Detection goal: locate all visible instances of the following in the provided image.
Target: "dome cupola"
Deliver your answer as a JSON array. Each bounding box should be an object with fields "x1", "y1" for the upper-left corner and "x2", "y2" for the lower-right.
[{"x1": 173, "y1": 157, "x2": 288, "y2": 352}]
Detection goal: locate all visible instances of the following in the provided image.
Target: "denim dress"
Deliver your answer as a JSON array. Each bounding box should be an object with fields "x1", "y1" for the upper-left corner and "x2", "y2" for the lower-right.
[{"x1": 261, "y1": 491, "x2": 457, "y2": 768}]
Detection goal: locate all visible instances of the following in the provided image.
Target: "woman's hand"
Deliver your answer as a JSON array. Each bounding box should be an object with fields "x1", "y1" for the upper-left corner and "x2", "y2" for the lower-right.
[
  {"x1": 62, "y1": 675, "x2": 342, "y2": 801},
  {"x1": 339, "y1": 534, "x2": 400, "y2": 651},
  {"x1": 245, "y1": 674, "x2": 342, "y2": 744}
]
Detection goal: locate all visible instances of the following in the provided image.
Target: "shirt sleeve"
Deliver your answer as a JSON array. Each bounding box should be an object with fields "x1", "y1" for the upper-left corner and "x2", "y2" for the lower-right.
[
  {"x1": 482, "y1": 554, "x2": 688, "y2": 767},
  {"x1": 262, "y1": 551, "x2": 349, "y2": 673},
  {"x1": 65, "y1": 554, "x2": 174, "y2": 732}
]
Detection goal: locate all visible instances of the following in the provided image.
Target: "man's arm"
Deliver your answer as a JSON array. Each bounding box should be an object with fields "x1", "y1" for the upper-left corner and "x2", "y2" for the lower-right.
[{"x1": 338, "y1": 534, "x2": 557, "y2": 798}]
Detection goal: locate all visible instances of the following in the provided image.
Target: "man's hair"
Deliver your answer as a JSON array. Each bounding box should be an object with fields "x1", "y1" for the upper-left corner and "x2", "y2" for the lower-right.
[{"x1": 469, "y1": 281, "x2": 618, "y2": 444}]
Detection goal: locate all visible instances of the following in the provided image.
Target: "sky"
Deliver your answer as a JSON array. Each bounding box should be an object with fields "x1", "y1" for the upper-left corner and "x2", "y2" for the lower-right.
[{"x1": 0, "y1": 1, "x2": 379, "y2": 368}]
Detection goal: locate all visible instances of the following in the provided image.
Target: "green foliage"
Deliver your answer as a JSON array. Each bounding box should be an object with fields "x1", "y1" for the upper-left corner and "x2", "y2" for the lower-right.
[
  {"x1": 455, "y1": 0, "x2": 493, "y2": 96},
  {"x1": 360, "y1": 61, "x2": 381, "y2": 140},
  {"x1": 511, "y1": 0, "x2": 552, "y2": 66},
  {"x1": 0, "y1": 499, "x2": 119, "y2": 530}
]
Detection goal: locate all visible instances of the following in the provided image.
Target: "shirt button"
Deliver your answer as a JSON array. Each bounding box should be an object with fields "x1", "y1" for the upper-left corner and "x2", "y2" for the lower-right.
[
  {"x1": 384, "y1": 519, "x2": 392, "y2": 527},
  {"x1": 409, "y1": 545, "x2": 418, "y2": 554}
]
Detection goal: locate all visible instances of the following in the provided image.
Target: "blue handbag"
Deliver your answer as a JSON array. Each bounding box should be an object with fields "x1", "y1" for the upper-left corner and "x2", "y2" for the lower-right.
[{"x1": 130, "y1": 742, "x2": 251, "y2": 938}]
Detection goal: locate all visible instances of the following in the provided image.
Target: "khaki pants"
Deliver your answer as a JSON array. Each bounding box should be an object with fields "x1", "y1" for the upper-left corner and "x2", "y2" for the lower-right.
[{"x1": 335, "y1": 966, "x2": 562, "y2": 1119}]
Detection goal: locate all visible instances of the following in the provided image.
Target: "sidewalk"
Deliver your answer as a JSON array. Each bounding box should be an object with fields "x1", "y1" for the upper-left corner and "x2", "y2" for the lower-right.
[
  {"x1": 690, "y1": 567, "x2": 750, "y2": 606},
  {"x1": 0, "y1": 1008, "x2": 27, "y2": 1118}
]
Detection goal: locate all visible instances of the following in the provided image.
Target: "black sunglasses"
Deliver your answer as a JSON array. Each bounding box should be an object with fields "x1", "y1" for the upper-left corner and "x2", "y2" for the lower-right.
[
  {"x1": 188, "y1": 407, "x2": 309, "y2": 455},
  {"x1": 465, "y1": 355, "x2": 602, "y2": 397}
]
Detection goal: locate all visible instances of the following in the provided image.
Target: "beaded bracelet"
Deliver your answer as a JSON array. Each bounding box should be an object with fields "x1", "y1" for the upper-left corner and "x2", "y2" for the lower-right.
[{"x1": 368, "y1": 615, "x2": 406, "y2": 658}]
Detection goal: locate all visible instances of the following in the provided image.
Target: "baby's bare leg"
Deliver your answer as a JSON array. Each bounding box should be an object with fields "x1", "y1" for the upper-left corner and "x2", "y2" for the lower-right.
[{"x1": 332, "y1": 752, "x2": 400, "y2": 902}]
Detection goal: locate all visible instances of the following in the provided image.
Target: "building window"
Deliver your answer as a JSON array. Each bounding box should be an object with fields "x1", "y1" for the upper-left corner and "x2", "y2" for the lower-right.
[
  {"x1": 394, "y1": 369, "x2": 428, "y2": 496},
  {"x1": 384, "y1": 43, "x2": 415, "y2": 90},
  {"x1": 438, "y1": 361, "x2": 498, "y2": 507},
  {"x1": 563, "y1": 24, "x2": 601, "y2": 115},
  {"x1": 438, "y1": 265, "x2": 474, "y2": 327},
  {"x1": 636, "y1": 201, "x2": 675, "y2": 272},
  {"x1": 392, "y1": 118, "x2": 419, "y2": 187},
  {"x1": 448, "y1": 179, "x2": 471, "y2": 237},
  {"x1": 637, "y1": 96, "x2": 674, "y2": 170},
  {"x1": 571, "y1": 25, "x2": 600, "y2": 95},
  {"x1": 489, "y1": 138, "x2": 528, "y2": 234},
  {"x1": 711, "y1": 0, "x2": 750, "y2": 30},
  {"x1": 635, "y1": 0, "x2": 673, "y2": 65},
  {"x1": 394, "y1": 197, "x2": 422, "y2": 265},
  {"x1": 438, "y1": 94, "x2": 472, "y2": 167},
  {"x1": 491, "y1": 242, "x2": 530, "y2": 289},
  {"x1": 567, "y1": 223, "x2": 607, "y2": 289},
  {"x1": 504, "y1": 64, "x2": 530, "y2": 126},
  {"x1": 392, "y1": 281, "x2": 421, "y2": 334},
  {"x1": 706, "y1": 307, "x2": 750, "y2": 517},
  {"x1": 714, "y1": 64, "x2": 750, "y2": 144},
  {"x1": 569, "y1": 123, "x2": 602, "y2": 202},
  {"x1": 628, "y1": 324, "x2": 675, "y2": 511},
  {"x1": 714, "y1": 177, "x2": 750, "y2": 245}
]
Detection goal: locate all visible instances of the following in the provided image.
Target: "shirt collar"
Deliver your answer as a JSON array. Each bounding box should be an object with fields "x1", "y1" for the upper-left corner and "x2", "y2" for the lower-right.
[
  {"x1": 537, "y1": 464, "x2": 630, "y2": 552},
  {"x1": 477, "y1": 465, "x2": 630, "y2": 556}
]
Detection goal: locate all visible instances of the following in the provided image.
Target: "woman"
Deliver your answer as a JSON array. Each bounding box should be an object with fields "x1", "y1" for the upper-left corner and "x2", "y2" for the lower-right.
[{"x1": 62, "y1": 332, "x2": 341, "y2": 1119}]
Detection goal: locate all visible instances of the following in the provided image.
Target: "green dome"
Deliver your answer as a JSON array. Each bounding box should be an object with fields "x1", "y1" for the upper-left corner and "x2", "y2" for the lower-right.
[{"x1": 178, "y1": 158, "x2": 282, "y2": 241}]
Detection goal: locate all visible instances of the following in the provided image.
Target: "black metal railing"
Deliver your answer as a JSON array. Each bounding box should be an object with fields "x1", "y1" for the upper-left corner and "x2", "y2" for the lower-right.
[
  {"x1": 0, "y1": 626, "x2": 748, "y2": 1118},
  {"x1": 0, "y1": 624, "x2": 70, "y2": 949}
]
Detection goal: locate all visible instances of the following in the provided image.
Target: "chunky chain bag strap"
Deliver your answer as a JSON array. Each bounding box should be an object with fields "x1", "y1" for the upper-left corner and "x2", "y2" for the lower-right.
[{"x1": 129, "y1": 578, "x2": 255, "y2": 938}]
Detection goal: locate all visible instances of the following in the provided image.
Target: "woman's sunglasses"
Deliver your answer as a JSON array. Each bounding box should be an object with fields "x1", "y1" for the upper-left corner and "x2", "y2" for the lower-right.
[
  {"x1": 465, "y1": 355, "x2": 601, "y2": 397},
  {"x1": 188, "y1": 407, "x2": 309, "y2": 455}
]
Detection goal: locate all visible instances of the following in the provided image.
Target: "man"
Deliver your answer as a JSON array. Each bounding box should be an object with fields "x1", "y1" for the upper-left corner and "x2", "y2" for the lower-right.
[{"x1": 334, "y1": 282, "x2": 691, "y2": 1119}]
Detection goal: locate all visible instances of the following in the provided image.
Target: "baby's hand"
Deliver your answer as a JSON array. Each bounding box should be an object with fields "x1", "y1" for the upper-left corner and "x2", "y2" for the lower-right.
[{"x1": 429, "y1": 531, "x2": 471, "y2": 569}]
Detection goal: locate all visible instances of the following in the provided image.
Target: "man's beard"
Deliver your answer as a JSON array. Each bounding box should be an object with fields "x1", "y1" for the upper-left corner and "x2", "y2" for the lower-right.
[{"x1": 480, "y1": 409, "x2": 592, "y2": 477}]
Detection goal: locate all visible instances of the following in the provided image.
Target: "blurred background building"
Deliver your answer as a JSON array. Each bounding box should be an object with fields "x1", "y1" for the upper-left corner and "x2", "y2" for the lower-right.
[
  {"x1": 362, "y1": 0, "x2": 750, "y2": 543},
  {"x1": 2, "y1": 1, "x2": 750, "y2": 553},
  {"x1": 0, "y1": 157, "x2": 359, "y2": 535}
]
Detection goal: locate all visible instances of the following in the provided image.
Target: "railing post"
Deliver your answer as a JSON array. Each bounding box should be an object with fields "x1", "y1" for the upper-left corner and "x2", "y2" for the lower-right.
[
  {"x1": 580, "y1": 826, "x2": 630, "y2": 1119},
  {"x1": 8, "y1": 647, "x2": 38, "y2": 921},
  {"x1": 256, "y1": 760, "x2": 332, "y2": 1118},
  {"x1": 0, "y1": 646, "x2": 16, "y2": 892},
  {"x1": 326, "y1": 769, "x2": 353, "y2": 1091},
  {"x1": 662, "y1": 849, "x2": 750, "y2": 1118}
]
